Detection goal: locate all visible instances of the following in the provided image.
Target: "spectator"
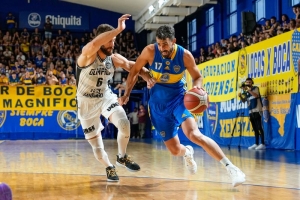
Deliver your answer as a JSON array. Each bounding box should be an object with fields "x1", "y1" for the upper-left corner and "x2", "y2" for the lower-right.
[
  {"x1": 0, "y1": 73, "x2": 9, "y2": 85},
  {"x1": 6, "y1": 12, "x2": 16, "y2": 36},
  {"x1": 9, "y1": 72, "x2": 20, "y2": 86},
  {"x1": 128, "y1": 108, "x2": 139, "y2": 138},
  {"x1": 21, "y1": 71, "x2": 34, "y2": 85},
  {"x1": 138, "y1": 104, "x2": 147, "y2": 138},
  {"x1": 46, "y1": 71, "x2": 58, "y2": 85},
  {"x1": 68, "y1": 74, "x2": 76, "y2": 86},
  {"x1": 20, "y1": 28, "x2": 30, "y2": 42},
  {"x1": 44, "y1": 17, "x2": 53, "y2": 42},
  {"x1": 59, "y1": 73, "x2": 68, "y2": 86},
  {"x1": 35, "y1": 71, "x2": 46, "y2": 85}
]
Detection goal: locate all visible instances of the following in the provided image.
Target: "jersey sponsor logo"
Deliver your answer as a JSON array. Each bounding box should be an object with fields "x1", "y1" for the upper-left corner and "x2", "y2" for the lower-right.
[
  {"x1": 164, "y1": 66, "x2": 170, "y2": 70},
  {"x1": 28, "y1": 13, "x2": 41, "y2": 27},
  {"x1": 173, "y1": 65, "x2": 181, "y2": 73},
  {"x1": 83, "y1": 93, "x2": 103, "y2": 98},
  {"x1": 181, "y1": 113, "x2": 186, "y2": 118},
  {"x1": 45, "y1": 15, "x2": 82, "y2": 28},
  {"x1": 83, "y1": 125, "x2": 95, "y2": 134},
  {"x1": 57, "y1": 110, "x2": 80, "y2": 131},
  {"x1": 0, "y1": 111, "x2": 7, "y2": 128},
  {"x1": 107, "y1": 102, "x2": 119, "y2": 111},
  {"x1": 165, "y1": 61, "x2": 170, "y2": 65},
  {"x1": 160, "y1": 73, "x2": 170, "y2": 82},
  {"x1": 89, "y1": 68, "x2": 111, "y2": 75}
]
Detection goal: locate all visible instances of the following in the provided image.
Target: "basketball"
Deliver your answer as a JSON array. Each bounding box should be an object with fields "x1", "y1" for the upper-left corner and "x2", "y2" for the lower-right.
[
  {"x1": 184, "y1": 88, "x2": 209, "y2": 114},
  {"x1": 0, "y1": 183, "x2": 12, "y2": 200}
]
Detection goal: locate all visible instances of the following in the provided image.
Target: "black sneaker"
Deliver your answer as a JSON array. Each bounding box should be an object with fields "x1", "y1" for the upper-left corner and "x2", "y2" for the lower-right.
[
  {"x1": 116, "y1": 154, "x2": 140, "y2": 172},
  {"x1": 106, "y1": 165, "x2": 119, "y2": 182}
]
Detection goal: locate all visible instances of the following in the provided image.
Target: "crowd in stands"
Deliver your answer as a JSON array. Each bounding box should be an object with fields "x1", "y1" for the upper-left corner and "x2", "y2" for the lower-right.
[
  {"x1": 0, "y1": 12, "x2": 146, "y2": 89},
  {"x1": 195, "y1": 5, "x2": 300, "y2": 64}
]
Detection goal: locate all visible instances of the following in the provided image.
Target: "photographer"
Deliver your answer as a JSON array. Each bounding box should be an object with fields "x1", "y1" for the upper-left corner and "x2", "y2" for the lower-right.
[{"x1": 239, "y1": 78, "x2": 266, "y2": 150}]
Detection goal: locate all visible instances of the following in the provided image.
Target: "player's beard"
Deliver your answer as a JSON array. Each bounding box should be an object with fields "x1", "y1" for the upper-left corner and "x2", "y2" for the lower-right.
[
  {"x1": 100, "y1": 45, "x2": 113, "y2": 56},
  {"x1": 160, "y1": 46, "x2": 173, "y2": 59}
]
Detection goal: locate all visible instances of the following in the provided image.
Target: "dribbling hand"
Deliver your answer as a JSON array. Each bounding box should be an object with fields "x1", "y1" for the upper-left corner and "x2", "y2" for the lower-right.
[
  {"x1": 193, "y1": 86, "x2": 206, "y2": 93},
  {"x1": 118, "y1": 95, "x2": 129, "y2": 106},
  {"x1": 117, "y1": 14, "x2": 131, "y2": 32}
]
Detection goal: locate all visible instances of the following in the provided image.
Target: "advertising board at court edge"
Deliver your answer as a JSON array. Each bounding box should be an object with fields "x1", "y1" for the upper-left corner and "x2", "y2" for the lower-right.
[{"x1": 19, "y1": 11, "x2": 89, "y2": 30}]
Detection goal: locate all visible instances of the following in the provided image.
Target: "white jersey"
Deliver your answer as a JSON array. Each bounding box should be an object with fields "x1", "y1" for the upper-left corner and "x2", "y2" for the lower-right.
[{"x1": 76, "y1": 54, "x2": 115, "y2": 99}]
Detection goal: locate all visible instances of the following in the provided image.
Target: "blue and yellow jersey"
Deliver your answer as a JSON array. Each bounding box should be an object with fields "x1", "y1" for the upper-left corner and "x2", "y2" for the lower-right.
[
  {"x1": 149, "y1": 43, "x2": 186, "y2": 101},
  {"x1": 23, "y1": 77, "x2": 33, "y2": 85},
  {"x1": 26, "y1": 67, "x2": 35, "y2": 75}
]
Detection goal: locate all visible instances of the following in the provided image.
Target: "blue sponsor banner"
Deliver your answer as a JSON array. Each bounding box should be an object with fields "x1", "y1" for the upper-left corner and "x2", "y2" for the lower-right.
[
  {"x1": 178, "y1": 95, "x2": 296, "y2": 150},
  {"x1": 19, "y1": 11, "x2": 89, "y2": 30},
  {"x1": 0, "y1": 110, "x2": 84, "y2": 139}
]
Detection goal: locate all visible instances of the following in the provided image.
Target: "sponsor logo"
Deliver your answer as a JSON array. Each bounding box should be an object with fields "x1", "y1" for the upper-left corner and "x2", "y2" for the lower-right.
[
  {"x1": 28, "y1": 13, "x2": 41, "y2": 27},
  {"x1": 292, "y1": 30, "x2": 300, "y2": 74},
  {"x1": 83, "y1": 125, "x2": 95, "y2": 134},
  {"x1": 160, "y1": 73, "x2": 170, "y2": 82},
  {"x1": 57, "y1": 110, "x2": 80, "y2": 130},
  {"x1": 107, "y1": 102, "x2": 119, "y2": 111},
  {"x1": 238, "y1": 49, "x2": 247, "y2": 76},
  {"x1": 46, "y1": 15, "x2": 82, "y2": 28},
  {"x1": 89, "y1": 68, "x2": 110, "y2": 75},
  {"x1": 0, "y1": 111, "x2": 6, "y2": 128},
  {"x1": 164, "y1": 66, "x2": 170, "y2": 70}
]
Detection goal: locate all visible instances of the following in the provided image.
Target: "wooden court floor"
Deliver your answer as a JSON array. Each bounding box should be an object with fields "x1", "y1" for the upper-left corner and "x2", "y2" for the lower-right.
[{"x1": 0, "y1": 139, "x2": 300, "y2": 200}]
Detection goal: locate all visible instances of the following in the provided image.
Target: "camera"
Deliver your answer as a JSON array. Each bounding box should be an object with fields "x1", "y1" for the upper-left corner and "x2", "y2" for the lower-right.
[{"x1": 241, "y1": 82, "x2": 250, "y2": 88}]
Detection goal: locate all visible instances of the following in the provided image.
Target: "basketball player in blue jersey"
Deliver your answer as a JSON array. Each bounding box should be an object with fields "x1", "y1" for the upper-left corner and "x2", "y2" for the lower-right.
[{"x1": 119, "y1": 25, "x2": 246, "y2": 187}]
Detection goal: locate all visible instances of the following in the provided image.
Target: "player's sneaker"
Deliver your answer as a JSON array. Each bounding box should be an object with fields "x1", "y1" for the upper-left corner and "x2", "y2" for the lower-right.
[
  {"x1": 106, "y1": 165, "x2": 119, "y2": 182},
  {"x1": 248, "y1": 144, "x2": 258, "y2": 150},
  {"x1": 226, "y1": 165, "x2": 246, "y2": 187},
  {"x1": 255, "y1": 144, "x2": 266, "y2": 150},
  {"x1": 116, "y1": 154, "x2": 140, "y2": 172},
  {"x1": 184, "y1": 145, "x2": 197, "y2": 174}
]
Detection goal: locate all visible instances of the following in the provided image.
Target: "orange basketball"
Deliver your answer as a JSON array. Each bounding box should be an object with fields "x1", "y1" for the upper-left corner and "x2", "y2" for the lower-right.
[{"x1": 184, "y1": 88, "x2": 209, "y2": 114}]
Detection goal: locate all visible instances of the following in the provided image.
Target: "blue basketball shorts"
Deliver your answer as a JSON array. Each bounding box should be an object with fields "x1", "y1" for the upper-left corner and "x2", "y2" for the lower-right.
[{"x1": 148, "y1": 97, "x2": 193, "y2": 141}]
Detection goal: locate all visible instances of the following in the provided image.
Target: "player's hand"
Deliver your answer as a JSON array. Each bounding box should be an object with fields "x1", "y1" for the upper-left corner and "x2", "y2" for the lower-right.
[
  {"x1": 117, "y1": 14, "x2": 131, "y2": 32},
  {"x1": 147, "y1": 77, "x2": 156, "y2": 89},
  {"x1": 193, "y1": 86, "x2": 206, "y2": 93},
  {"x1": 118, "y1": 95, "x2": 129, "y2": 105}
]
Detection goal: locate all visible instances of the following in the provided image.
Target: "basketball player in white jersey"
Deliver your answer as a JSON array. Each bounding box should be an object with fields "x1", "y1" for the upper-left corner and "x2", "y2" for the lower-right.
[{"x1": 76, "y1": 14, "x2": 151, "y2": 181}]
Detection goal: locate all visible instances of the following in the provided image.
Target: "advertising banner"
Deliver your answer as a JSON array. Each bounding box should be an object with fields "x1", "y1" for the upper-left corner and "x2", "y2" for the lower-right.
[
  {"x1": 197, "y1": 52, "x2": 239, "y2": 102},
  {"x1": 19, "y1": 11, "x2": 89, "y2": 30},
  {"x1": 0, "y1": 85, "x2": 77, "y2": 111}
]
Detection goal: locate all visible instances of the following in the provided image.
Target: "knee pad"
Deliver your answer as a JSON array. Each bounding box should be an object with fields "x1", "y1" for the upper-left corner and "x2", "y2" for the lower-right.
[
  {"x1": 93, "y1": 147, "x2": 107, "y2": 161},
  {"x1": 116, "y1": 118, "x2": 130, "y2": 138}
]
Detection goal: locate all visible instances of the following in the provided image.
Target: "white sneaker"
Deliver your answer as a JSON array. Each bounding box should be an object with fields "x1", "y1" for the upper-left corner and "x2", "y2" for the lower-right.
[
  {"x1": 248, "y1": 144, "x2": 258, "y2": 150},
  {"x1": 226, "y1": 165, "x2": 246, "y2": 187},
  {"x1": 255, "y1": 144, "x2": 266, "y2": 150},
  {"x1": 184, "y1": 145, "x2": 197, "y2": 174}
]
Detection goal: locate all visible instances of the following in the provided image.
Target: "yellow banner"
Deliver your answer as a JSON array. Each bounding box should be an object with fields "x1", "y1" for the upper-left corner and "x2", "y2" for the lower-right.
[
  {"x1": 237, "y1": 29, "x2": 300, "y2": 97},
  {"x1": 197, "y1": 51, "x2": 239, "y2": 102},
  {"x1": 0, "y1": 85, "x2": 77, "y2": 110}
]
